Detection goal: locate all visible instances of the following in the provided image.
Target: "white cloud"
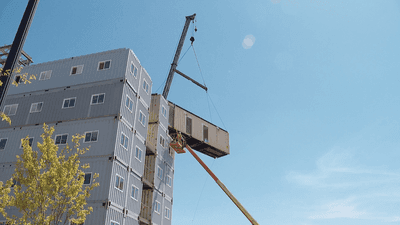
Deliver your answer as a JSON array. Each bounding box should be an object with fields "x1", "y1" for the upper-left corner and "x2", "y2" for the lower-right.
[{"x1": 309, "y1": 198, "x2": 365, "y2": 219}]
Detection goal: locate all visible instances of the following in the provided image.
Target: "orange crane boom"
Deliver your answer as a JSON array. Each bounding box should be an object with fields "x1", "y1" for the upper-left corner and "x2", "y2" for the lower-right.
[{"x1": 170, "y1": 133, "x2": 259, "y2": 225}]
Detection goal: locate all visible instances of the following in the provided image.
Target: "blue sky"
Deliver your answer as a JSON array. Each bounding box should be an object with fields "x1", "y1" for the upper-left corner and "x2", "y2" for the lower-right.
[{"x1": 2, "y1": 0, "x2": 400, "y2": 224}]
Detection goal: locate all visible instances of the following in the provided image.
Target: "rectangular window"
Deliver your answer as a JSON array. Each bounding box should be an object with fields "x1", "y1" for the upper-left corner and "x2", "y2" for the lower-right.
[
  {"x1": 30, "y1": 102, "x2": 43, "y2": 113},
  {"x1": 142, "y1": 80, "x2": 149, "y2": 94},
  {"x1": 120, "y1": 133, "x2": 128, "y2": 149},
  {"x1": 20, "y1": 137, "x2": 33, "y2": 149},
  {"x1": 111, "y1": 221, "x2": 119, "y2": 225},
  {"x1": 157, "y1": 166, "x2": 163, "y2": 180},
  {"x1": 161, "y1": 106, "x2": 167, "y2": 118},
  {"x1": 62, "y1": 97, "x2": 76, "y2": 108},
  {"x1": 125, "y1": 96, "x2": 133, "y2": 112},
  {"x1": 155, "y1": 201, "x2": 161, "y2": 214},
  {"x1": 130, "y1": 63, "x2": 138, "y2": 78},
  {"x1": 159, "y1": 135, "x2": 165, "y2": 148},
  {"x1": 83, "y1": 173, "x2": 91, "y2": 185},
  {"x1": 91, "y1": 93, "x2": 105, "y2": 105},
  {"x1": 84, "y1": 131, "x2": 98, "y2": 143},
  {"x1": 186, "y1": 116, "x2": 192, "y2": 135},
  {"x1": 0, "y1": 138, "x2": 7, "y2": 150},
  {"x1": 55, "y1": 134, "x2": 68, "y2": 145},
  {"x1": 203, "y1": 125, "x2": 209, "y2": 143},
  {"x1": 139, "y1": 111, "x2": 146, "y2": 126},
  {"x1": 131, "y1": 185, "x2": 139, "y2": 200},
  {"x1": 166, "y1": 175, "x2": 172, "y2": 187},
  {"x1": 115, "y1": 174, "x2": 124, "y2": 191},
  {"x1": 135, "y1": 146, "x2": 142, "y2": 161},
  {"x1": 70, "y1": 65, "x2": 84, "y2": 75},
  {"x1": 39, "y1": 70, "x2": 52, "y2": 80},
  {"x1": 3, "y1": 104, "x2": 18, "y2": 116},
  {"x1": 98, "y1": 60, "x2": 111, "y2": 70},
  {"x1": 165, "y1": 207, "x2": 171, "y2": 220}
]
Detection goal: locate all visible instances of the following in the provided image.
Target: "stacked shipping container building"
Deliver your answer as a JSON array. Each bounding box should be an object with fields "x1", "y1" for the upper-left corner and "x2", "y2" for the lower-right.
[{"x1": 0, "y1": 48, "x2": 174, "y2": 225}]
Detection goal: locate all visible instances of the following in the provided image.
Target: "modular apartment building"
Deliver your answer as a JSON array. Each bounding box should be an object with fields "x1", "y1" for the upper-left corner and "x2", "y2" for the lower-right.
[{"x1": 0, "y1": 48, "x2": 174, "y2": 225}]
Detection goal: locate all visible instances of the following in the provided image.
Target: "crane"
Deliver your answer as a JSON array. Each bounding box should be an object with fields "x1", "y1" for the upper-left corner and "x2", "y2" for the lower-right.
[{"x1": 164, "y1": 14, "x2": 259, "y2": 225}]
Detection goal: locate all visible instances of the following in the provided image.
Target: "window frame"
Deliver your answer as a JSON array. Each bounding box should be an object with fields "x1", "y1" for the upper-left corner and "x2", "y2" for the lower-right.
[
  {"x1": 90, "y1": 93, "x2": 105, "y2": 105},
  {"x1": 3, "y1": 104, "x2": 18, "y2": 116},
  {"x1": 39, "y1": 70, "x2": 52, "y2": 80},
  {"x1": 83, "y1": 172, "x2": 92, "y2": 185},
  {"x1": 157, "y1": 166, "x2": 163, "y2": 180},
  {"x1": 98, "y1": 60, "x2": 111, "y2": 71},
  {"x1": 54, "y1": 133, "x2": 68, "y2": 145},
  {"x1": 138, "y1": 110, "x2": 146, "y2": 127},
  {"x1": 62, "y1": 97, "x2": 76, "y2": 109},
  {"x1": 135, "y1": 146, "x2": 142, "y2": 162},
  {"x1": 0, "y1": 138, "x2": 8, "y2": 151},
  {"x1": 20, "y1": 137, "x2": 34, "y2": 149},
  {"x1": 142, "y1": 79, "x2": 149, "y2": 94},
  {"x1": 186, "y1": 116, "x2": 192, "y2": 135},
  {"x1": 125, "y1": 95, "x2": 134, "y2": 112},
  {"x1": 70, "y1": 65, "x2": 84, "y2": 75},
  {"x1": 110, "y1": 221, "x2": 119, "y2": 225},
  {"x1": 120, "y1": 133, "x2": 129, "y2": 150},
  {"x1": 154, "y1": 201, "x2": 161, "y2": 214},
  {"x1": 166, "y1": 175, "x2": 172, "y2": 187},
  {"x1": 115, "y1": 174, "x2": 124, "y2": 192},
  {"x1": 131, "y1": 185, "x2": 139, "y2": 201},
  {"x1": 30, "y1": 102, "x2": 43, "y2": 113},
  {"x1": 84, "y1": 130, "x2": 99, "y2": 143},
  {"x1": 159, "y1": 135, "x2": 165, "y2": 148},
  {"x1": 130, "y1": 62, "x2": 138, "y2": 78},
  {"x1": 202, "y1": 124, "x2": 209, "y2": 143},
  {"x1": 161, "y1": 105, "x2": 167, "y2": 118},
  {"x1": 165, "y1": 207, "x2": 171, "y2": 220}
]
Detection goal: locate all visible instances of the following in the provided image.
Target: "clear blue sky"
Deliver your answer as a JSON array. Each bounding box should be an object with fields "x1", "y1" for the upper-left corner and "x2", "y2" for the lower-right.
[{"x1": 2, "y1": 0, "x2": 400, "y2": 224}]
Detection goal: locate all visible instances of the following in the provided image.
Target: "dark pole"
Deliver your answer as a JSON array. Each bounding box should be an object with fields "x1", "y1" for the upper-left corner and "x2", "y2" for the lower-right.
[{"x1": 0, "y1": 0, "x2": 40, "y2": 108}]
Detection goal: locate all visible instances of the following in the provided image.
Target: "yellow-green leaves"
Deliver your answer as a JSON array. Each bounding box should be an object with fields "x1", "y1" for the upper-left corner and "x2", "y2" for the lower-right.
[{"x1": 0, "y1": 123, "x2": 99, "y2": 225}]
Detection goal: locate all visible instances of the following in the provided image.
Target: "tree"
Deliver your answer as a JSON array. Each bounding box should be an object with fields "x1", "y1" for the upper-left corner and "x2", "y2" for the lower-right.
[
  {"x1": 0, "y1": 66, "x2": 36, "y2": 125},
  {"x1": 0, "y1": 123, "x2": 99, "y2": 225}
]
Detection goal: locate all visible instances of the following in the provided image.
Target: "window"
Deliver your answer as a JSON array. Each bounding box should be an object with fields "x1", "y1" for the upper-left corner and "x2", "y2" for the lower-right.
[
  {"x1": 111, "y1": 221, "x2": 119, "y2": 225},
  {"x1": 91, "y1": 93, "x2": 105, "y2": 105},
  {"x1": 84, "y1": 131, "x2": 98, "y2": 143},
  {"x1": 203, "y1": 125, "x2": 209, "y2": 143},
  {"x1": 161, "y1": 106, "x2": 167, "y2": 118},
  {"x1": 30, "y1": 102, "x2": 43, "y2": 113},
  {"x1": 83, "y1": 173, "x2": 91, "y2": 185},
  {"x1": 159, "y1": 135, "x2": 166, "y2": 148},
  {"x1": 98, "y1": 60, "x2": 111, "y2": 70},
  {"x1": 135, "y1": 146, "x2": 142, "y2": 161},
  {"x1": 20, "y1": 137, "x2": 33, "y2": 149},
  {"x1": 130, "y1": 63, "x2": 138, "y2": 78},
  {"x1": 14, "y1": 75, "x2": 21, "y2": 84},
  {"x1": 186, "y1": 116, "x2": 192, "y2": 135},
  {"x1": 154, "y1": 201, "x2": 161, "y2": 214},
  {"x1": 115, "y1": 174, "x2": 124, "y2": 191},
  {"x1": 70, "y1": 65, "x2": 83, "y2": 75},
  {"x1": 62, "y1": 97, "x2": 76, "y2": 108},
  {"x1": 0, "y1": 138, "x2": 7, "y2": 150},
  {"x1": 142, "y1": 80, "x2": 149, "y2": 94},
  {"x1": 166, "y1": 175, "x2": 172, "y2": 187},
  {"x1": 131, "y1": 185, "x2": 139, "y2": 200},
  {"x1": 125, "y1": 96, "x2": 133, "y2": 112},
  {"x1": 157, "y1": 166, "x2": 163, "y2": 180},
  {"x1": 138, "y1": 111, "x2": 146, "y2": 126},
  {"x1": 55, "y1": 134, "x2": 68, "y2": 145},
  {"x1": 165, "y1": 207, "x2": 171, "y2": 220},
  {"x1": 39, "y1": 70, "x2": 52, "y2": 80},
  {"x1": 11, "y1": 179, "x2": 20, "y2": 188},
  {"x1": 120, "y1": 133, "x2": 128, "y2": 149},
  {"x1": 3, "y1": 104, "x2": 18, "y2": 116}
]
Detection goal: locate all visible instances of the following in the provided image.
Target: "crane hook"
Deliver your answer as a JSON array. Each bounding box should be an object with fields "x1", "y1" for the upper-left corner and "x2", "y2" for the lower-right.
[{"x1": 190, "y1": 36, "x2": 195, "y2": 45}]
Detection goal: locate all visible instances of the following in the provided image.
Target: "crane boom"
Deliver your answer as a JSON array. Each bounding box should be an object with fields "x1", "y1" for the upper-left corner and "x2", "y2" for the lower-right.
[{"x1": 162, "y1": 13, "x2": 196, "y2": 99}]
